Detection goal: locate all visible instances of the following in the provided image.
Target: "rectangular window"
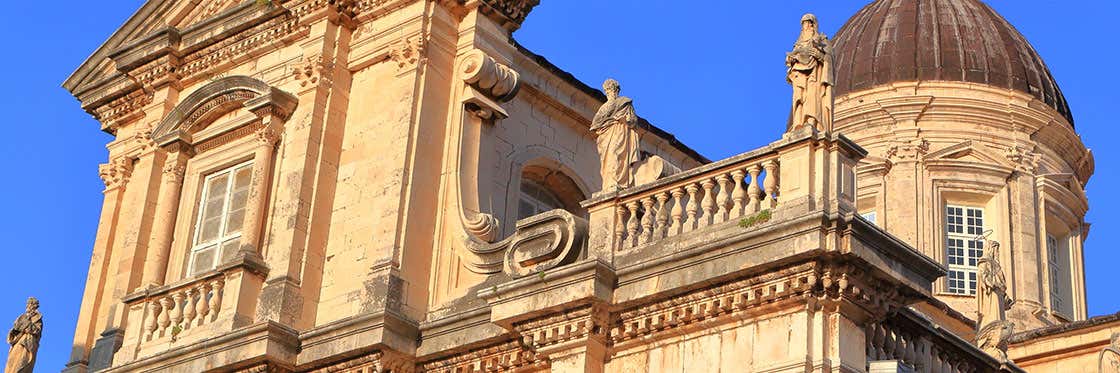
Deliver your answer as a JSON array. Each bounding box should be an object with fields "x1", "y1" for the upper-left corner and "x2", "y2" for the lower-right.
[
  {"x1": 946, "y1": 205, "x2": 984, "y2": 295},
  {"x1": 1047, "y1": 233, "x2": 1075, "y2": 317},
  {"x1": 1047, "y1": 234, "x2": 1064, "y2": 313},
  {"x1": 188, "y1": 161, "x2": 253, "y2": 276}
]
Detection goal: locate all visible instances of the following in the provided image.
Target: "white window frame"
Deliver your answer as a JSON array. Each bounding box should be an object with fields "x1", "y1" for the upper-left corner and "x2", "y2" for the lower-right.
[
  {"x1": 187, "y1": 160, "x2": 254, "y2": 276},
  {"x1": 1046, "y1": 234, "x2": 1064, "y2": 313},
  {"x1": 945, "y1": 205, "x2": 985, "y2": 295}
]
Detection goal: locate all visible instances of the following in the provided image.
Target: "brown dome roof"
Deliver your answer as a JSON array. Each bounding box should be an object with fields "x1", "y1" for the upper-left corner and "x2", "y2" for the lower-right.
[{"x1": 832, "y1": 0, "x2": 1073, "y2": 124}]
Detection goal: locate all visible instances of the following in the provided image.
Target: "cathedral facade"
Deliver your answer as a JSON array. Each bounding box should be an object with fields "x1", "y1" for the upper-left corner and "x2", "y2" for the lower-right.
[{"x1": 60, "y1": 0, "x2": 1115, "y2": 372}]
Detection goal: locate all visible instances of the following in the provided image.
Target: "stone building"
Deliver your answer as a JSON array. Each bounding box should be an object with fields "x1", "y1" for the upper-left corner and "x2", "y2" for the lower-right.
[{"x1": 58, "y1": 0, "x2": 1118, "y2": 372}]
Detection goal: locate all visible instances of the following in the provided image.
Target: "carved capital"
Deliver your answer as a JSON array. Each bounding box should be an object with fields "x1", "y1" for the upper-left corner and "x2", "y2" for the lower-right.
[
  {"x1": 291, "y1": 54, "x2": 333, "y2": 88},
  {"x1": 1006, "y1": 145, "x2": 1040, "y2": 173},
  {"x1": 255, "y1": 126, "x2": 282, "y2": 147},
  {"x1": 161, "y1": 161, "x2": 187, "y2": 184},
  {"x1": 389, "y1": 36, "x2": 426, "y2": 72},
  {"x1": 885, "y1": 138, "x2": 929, "y2": 161},
  {"x1": 98, "y1": 157, "x2": 134, "y2": 190},
  {"x1": 475, "y1": 0, "x2": 541, "y2": 31}
]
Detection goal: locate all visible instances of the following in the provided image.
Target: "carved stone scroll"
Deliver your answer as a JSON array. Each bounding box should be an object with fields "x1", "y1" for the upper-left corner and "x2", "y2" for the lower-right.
[{"x1": 504, "y1": 210, "x2": 587, "y2": 278}]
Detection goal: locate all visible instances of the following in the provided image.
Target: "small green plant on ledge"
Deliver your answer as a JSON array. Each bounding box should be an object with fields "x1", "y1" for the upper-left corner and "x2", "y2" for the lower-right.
[{"x1": 739, "y1": 209, "x2": 772, "y2": 228}]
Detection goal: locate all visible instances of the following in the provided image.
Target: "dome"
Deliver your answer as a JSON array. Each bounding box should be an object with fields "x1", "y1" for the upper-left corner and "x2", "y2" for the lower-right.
[{"x1": 832, "y1": 0, "x2": 1073, "y2": 125}]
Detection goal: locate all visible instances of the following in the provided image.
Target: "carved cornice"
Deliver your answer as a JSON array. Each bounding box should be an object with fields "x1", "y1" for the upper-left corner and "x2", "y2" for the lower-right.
[
  {"x1": 305, "y1": 350, "x2": 415, "y2": 373},
  {"x1": 513, "y1": 305, "x2": 607, "y2": 353},
  {"x1": 419, "y1": 340, "x2": 543, "y2": 373},
  {"x1": 98, "y1": 156, "x2": 134, "y2": 191},
  {"x1": 93, "y1": 89, "x2": 153, "y2": 133},
  {"x1": 473, "y1": 0, "x2": 540, "y2": 31}
]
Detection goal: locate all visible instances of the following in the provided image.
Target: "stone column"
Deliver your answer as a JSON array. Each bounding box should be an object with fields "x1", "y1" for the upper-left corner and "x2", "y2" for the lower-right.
[
  {"x1": 141, "y1": 146, "x2": 189, "y2": 286},
  {"x1": 237, "y1": 125, "x2": 281, "y2": 258}
]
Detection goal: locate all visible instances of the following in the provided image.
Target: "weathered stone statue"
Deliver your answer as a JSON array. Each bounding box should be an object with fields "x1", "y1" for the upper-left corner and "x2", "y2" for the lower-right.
[
  {"x1": 1099, "y1": 333, "x2": 1120, "y2": 373},
  {"x1": 975, "y1": 241, "x2": 1014, "y2": 362},
  {"x1": 786, "y1": 13, "x2": 834, "y2": 133},
  {"x1": 5, "y1": 298, "x2": 41, "y2": 373},
  {"x1": 591, "y1": 78, "x2": 641, "y2": 191}
]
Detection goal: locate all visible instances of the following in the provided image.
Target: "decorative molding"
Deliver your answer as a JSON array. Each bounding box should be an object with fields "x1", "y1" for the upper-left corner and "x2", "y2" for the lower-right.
[
  {"x1": 1006, "y1": 145, "x2": 1041, "y2": 173},
  {"x1": 255, "y1": 125, "x2": 282, "y2": 146},
  {"x1": 419, "y1": 341, "x2": 543, "y2": 373},
  {"x1": 306, "y1": 350, "x2": 415, "y2": 373},
  {"x1": 98, "y1": 157, "x2": 134, "y2": 191},
  {"x1": 503, "y1": 210, "x2": 586, "y2": 278},
  {"x1": 474, "y1": 0, "x2": 541, "y2": 31},
  {"x1": 161, "y1": 161, "x2": 187, "y2": 184},
  {"x1": 514, "y1": 305, "x2": 607, "y2": 353},
  {"x1": 94, "y1": 90, "x2": 153, "y2": 133}
]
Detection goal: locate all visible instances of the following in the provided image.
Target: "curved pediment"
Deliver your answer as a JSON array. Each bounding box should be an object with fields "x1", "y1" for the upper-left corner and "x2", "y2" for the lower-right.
[{"x1": 152, "y1": 76, "x2": 296, "y2": 146}]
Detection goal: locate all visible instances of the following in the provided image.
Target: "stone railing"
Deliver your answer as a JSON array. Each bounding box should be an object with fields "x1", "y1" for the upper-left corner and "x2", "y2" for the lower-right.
[
  {"x1": 612, "y1": 152, "x2": 779, "y2": 250},
  {"x1": 138, "y1": 274, "x2": 226, "y2": 343},
  {"x1": 583, "y1": 129, "x2": 863, "y2": 257},
  {"x1": 868, "y1": 308, "x2": 1025, "y2": 373}
]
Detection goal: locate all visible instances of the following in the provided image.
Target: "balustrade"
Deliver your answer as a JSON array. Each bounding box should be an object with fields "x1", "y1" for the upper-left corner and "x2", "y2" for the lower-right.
[
  {"x1": 608, "y1": 155, "x2": 780, "y2": 251},
  {"x1": 864, "y1": 309, "x2": 1014, "y2": 373},
  {"x1": 140, "y1": 275, "x2": 226, "y2": 342}
]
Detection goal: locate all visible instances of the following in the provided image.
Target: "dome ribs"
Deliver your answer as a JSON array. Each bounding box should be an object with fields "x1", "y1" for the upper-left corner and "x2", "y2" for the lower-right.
[{"x1": 832, "y1": 0, "x2": 1074, "y2": 125}]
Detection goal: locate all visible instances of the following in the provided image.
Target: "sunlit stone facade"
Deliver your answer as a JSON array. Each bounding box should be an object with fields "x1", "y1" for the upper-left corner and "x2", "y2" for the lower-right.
[{"x1": 61, "y1": 0, "x2": 1117, "y2": 372}]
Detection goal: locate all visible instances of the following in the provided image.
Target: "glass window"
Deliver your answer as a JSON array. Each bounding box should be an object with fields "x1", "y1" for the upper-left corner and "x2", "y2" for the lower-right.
[
  {"x1": 189, "y1": 161, "x2": 253, "y2": 276},
  {"x1": 1047, "y1": 233, "x2": 1075, "y2": 317},
  {"x1": 946, "y1": 205, "x2": 984, "y2": 295},
  {"x1": 518, "y1": 180, "x2": 564, "y2": 220},
  {"x1": 861, "y1": 211, "x2": 877, "y2": 225}
]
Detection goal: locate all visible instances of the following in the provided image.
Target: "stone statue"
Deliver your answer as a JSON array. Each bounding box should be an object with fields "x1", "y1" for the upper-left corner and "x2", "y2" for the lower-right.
[
  {"x1": 786, "y1": 13, "x2": 834, "y2": 133},
  {"x1": 591, "y1": 78, "x2": 641, "y2": 191},
  {"x1": 5, "y1": 298, "x2": 41, "y2": 373},
  {"x1": 1099, "y1": 333, "x2": 1120, "y2": 373},
  {"x1": 975, "y1": 240, "x2": 1014, "y2": 362}
]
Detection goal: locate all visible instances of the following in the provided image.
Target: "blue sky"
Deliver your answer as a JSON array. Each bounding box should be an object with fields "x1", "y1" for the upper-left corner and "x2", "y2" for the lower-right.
[{"x1": 0, "y1": 0, "x2": 1115, "y2": 370}]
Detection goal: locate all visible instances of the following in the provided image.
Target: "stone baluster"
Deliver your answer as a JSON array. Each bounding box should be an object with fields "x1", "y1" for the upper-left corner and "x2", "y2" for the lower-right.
[
  {"x1": 157, "y1": 297, "x2": 172, "y2": 335},
  {"x1": 209, "y1": 279, "x2": 224, "y2": 322},
  {"x1": 715, "y1": 173, "x2": 733, "y2": 223},
  {"x1": 183, "y1": 288, "x2": 197, "y2": 327},
  {"x1": 669, "y1": 188, "x2": 685, "y2": 237},
  {"x1": 700, "y1": 178, "x2": 717, "y2": 227},
  {"x1": 730, "y1": 169, "x2": 746, "y2": 218},
  {"x1": 614, "y1": 206, "x2": 628, "y2": 251},
  {"x1": 762, "y1": 160, "x2": 779, "y2": 207},
  {"x1": 639, "y1": 197, "x2": 655, "y2": 245},
  {"x1": 746, "y1": 165, "x2": 762, "y2": 213},
  {"x1": 195, "y1": 283, "x2": 211, "y2": 325},
  {"x1": 144, "y1": 301, "x2": 161, "y2": 340},
  {"x1": 170, "y1": 292, "x2": 185, "y2": 329},
  {"x1": 684, "y1": 183, "x2": 700, "y2": 232},
  {"x1": 654, "y1": 192, "x2": 670, "y2": 239},
  {"x1": 626, "y1": 201, "x2": 641, "y2": 248}
]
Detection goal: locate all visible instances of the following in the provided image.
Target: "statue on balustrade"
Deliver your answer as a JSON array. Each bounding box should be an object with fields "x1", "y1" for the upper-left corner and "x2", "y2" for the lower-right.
[
  {"x1": 975, "y1": 240, "x2": 1015, "y2": 362},
  {"x1": 5, "y1": 297, "x2": 41, "y2": 373},
  {"x1": 592, "y1": 78, "x2": 641, "y2": 191},
  {"x1": 786, "y1": 13, "x2": 834, "y2": 133}
]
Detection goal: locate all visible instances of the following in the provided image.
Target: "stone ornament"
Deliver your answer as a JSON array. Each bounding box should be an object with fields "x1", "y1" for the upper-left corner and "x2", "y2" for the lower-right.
[
  {"x1": 786, "y1": 13, "x2": 834, "y2": 133},
  {"x1": 591, "y1": 79, "x2": 641, "y2": 191},
  {"x1": 98, "y1": 157, "x2": 134, "y2": 190},
  {"x1": 1099, "y1": 333, "x2": 1120, "y2": 373},
  {"x1": 975, "y1": 239, "x2": 1015, "y2": 362},
  {"x1": 6, "y1": 297, "x2": 42, "y2": 373},
  {"x1": 503, "y1": 210, "x2": 587, "y2": 278}
]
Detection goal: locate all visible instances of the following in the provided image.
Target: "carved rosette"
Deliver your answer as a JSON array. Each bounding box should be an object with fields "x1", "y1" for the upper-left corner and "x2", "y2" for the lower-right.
[
  {"x1": 503, "y1": 210, "x2": 587, "y2": 278},
  {"x1": 98, "y1": 157, "x2": 134, "y2": 190}
]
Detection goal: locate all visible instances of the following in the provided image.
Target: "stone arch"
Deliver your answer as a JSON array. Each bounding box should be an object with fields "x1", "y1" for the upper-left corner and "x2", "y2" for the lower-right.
[
  {"x1": 152, "y1": 75, "x2": 295, "y2": 146},
  {"x1": 502, "y1": 147, "x2": 591, "y2": 235}
]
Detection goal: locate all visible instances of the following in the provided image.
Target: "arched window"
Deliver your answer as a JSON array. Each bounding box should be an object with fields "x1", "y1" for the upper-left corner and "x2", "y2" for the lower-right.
[{"x1": 516, "y1": 164, "x2": 587, "y2": 221}]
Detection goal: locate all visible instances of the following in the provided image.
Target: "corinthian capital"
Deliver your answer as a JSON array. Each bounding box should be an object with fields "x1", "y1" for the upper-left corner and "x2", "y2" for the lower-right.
[
  {"x1": 99, "y1": 157, "x2": 134, "y2": 190},
  {"x1": 255, "y1": 126, "x2": 282, "y2": 146}
]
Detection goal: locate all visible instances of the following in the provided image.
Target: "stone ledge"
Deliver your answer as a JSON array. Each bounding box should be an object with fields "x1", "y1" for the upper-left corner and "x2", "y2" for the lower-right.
[
  {"x1": 479, "y1": 259, "x2": 615, "y2": 327},
  {"x1": 100, "y1": 321, "x2": 299, "y2": 373},
  {"x1": 296, "y1": 310, "x2": 419, "y2": 368}
]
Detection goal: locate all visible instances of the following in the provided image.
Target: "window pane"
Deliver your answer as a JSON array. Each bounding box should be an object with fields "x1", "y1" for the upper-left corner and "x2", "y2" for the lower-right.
[
  {"x1": 219, "y1": 238, "x2": 241, "y2": 264},
  {"x1": 191, "y1": 246, "x2": 217, "y2": 275},
  {"x1": 197, "y1": 174, "x2": 230, "y2": 244},
  {"x1": 224, "y1": 167, "x2": 252, "y2": 234}
]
